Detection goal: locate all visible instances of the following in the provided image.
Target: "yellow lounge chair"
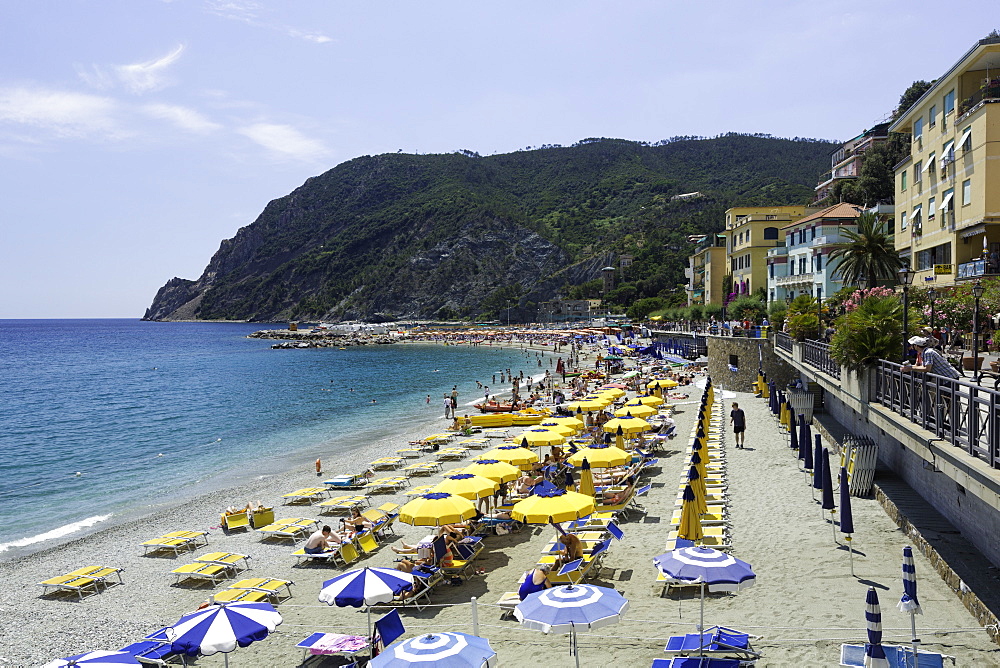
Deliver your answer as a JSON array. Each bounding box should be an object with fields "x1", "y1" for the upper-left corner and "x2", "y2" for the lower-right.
[
  {"x1": 292, "y1": 545, "x2": 342, "y2": 566},
  {"x1": 378, "y1": 502, "x2": 400, "y2": 515},
  {"x1": 282, "y1": 488, "x2": 329, "y2": 504},
  {"x1": 357, "y1": 531, "x2": 380, "y2": 555},
  {"x1": 171, "y1": 562, "x2": 233, "y2": 586},
  {"x1": 195, "y1": 552, "x2": 252, "y2": 571},
  {"x1": 318, "y1": 497, "x2": 366, "y2": 514},
  {"x1": 229, "y1": 577, "x2": 293, "y2": 600},
  {"x1": 222, "y1": 512, "x2": 250, "y2": 532},
  {"x1": 161, "y1": 530, "x2": 209, "y2": 544},
  {"x1": 141, "y1": 537, "x2": 196, "y2": 556},
  {"x1": 37, "y1": 575, "x2": 101, "y2": 600},
  {"x1": 212, "y1": 588, "x2": 270, "y2": 604},
  {"x1": 65, "y1": 566, "x2": 124, "y2": 586},
  {"x1": 258, "y1": 522, "x2": 311, "y2": 542},
  {"x1": 404, "y1": 485, "x2": 437, "y2": 496}
]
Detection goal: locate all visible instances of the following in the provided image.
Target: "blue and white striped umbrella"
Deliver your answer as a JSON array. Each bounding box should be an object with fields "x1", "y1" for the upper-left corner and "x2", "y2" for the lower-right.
[
  {"x1": 864, "y1": 587, "x2": 889, "y2": 668},
  {"x1": 898, "y1": 546, "x2": 922, "y2": 614},
  {"x1": 515, "y1": 584, "x2": 628, "y2": 633},
  {"x1": 319, "y1": 567, "x2": 414, "y2": 608},
  {"x1": 652, "y1": 546, "x2": 755, "y2": 592},
  {"x1": 166, "y1": 602, "x2": 282, "y2": 661},
  {"x1": 42, "y1": 651, "x2": 140, "y2": 667},
  {"x1": 370, "y1": 632, "x2": 497, "y2": 668}
]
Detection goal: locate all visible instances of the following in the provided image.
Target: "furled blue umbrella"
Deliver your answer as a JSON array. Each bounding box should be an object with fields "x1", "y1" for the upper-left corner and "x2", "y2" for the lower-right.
[
  {"x1": 812, "y1": 439, "x2": 824, "y2": 499},
  {"x1": 370, "y1": 632, "x2": 498, "y2": 668},
  {"x1": 42, "y1": 651, "x2": 140, "y2": 668},
  {"x1": 789, "y1": 416, "x2": 799, "y2": 456},
  {"x1": 515, "y1": 584, "x2": 628, "y2": 668},
  {"x1": 839, "y1": 466, "x2": 855, "y2": 576},
  {"x1": 864, "y1": 587, "x2": 889, "y2": 668},
  {"x1": 800, "y1": 417, "x2": 811, "y2": 459},
  {"x1": 165, "y1": 602, "x2": 282, "y2": 668},
  {"x1": 319, "y1": 567, "x2": 415, "y2": 637},
  {"x1": 797, "y1": 421, "x2": 808, "y2": 467},
  {"x1": 898, "y1": 546, "x2": 923, "y2": 665},
  {"x1": 653, "y1": 546, "x2": 755, "y2": 640},
  {"x1": 788, "y1": 407, "x2": 797, "y2": 438},
  {"x1": 821, "y1": 448, "x2": 837, "y2": 537}
]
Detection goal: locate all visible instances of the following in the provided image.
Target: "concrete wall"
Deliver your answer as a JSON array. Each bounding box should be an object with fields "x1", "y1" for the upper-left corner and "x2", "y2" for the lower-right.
[{"x1": 705, "y1": 334, "x2": 797, "y2": 392}]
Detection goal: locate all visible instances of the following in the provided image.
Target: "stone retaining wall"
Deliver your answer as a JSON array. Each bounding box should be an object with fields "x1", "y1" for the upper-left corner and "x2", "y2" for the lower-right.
[{"x1": 706, "y1": 335, "x2": 796, "y2": 392}]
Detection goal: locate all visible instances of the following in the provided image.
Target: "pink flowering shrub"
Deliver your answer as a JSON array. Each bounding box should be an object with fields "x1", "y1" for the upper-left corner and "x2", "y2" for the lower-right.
[{"x1": 842, "y1": 287, "x2": 895, "y2": 312}]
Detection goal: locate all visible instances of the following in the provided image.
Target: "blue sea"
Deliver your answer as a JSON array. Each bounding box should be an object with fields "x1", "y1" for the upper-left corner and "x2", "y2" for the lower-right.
[{"x1": 0, "y1": 320, "x2": 545, "y2": 557}]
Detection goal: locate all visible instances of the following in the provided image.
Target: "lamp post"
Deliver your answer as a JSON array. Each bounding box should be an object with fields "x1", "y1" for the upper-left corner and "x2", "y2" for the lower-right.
[
  {"x1": 898, "y1": 265, "x2": 915, "y2": 362},
  {"x1": 973, "y1": 280, "x2": 985, "y2": 382},
  {"x1": 927, "y1": 287, "x2": 937, "y2": 331}
]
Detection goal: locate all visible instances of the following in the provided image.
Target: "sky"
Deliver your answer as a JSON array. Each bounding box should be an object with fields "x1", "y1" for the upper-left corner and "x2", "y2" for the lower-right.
[{"x1": 0, "y1": 1, "x2": 995, "y2": 318}]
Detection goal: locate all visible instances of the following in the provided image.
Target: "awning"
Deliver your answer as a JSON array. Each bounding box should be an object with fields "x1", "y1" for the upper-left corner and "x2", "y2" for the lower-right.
[
  {"x1": 960, "y1": 126, "x2": 973, "y2": 149},
  {"x1": 911, "y1": 205, "x2": 922, "y2": 220},
  {"x1": 941, "y1": 141, "x2": 955, "y2": 167},
  {"x1": 922, "y1": 156, "x2": 934, "y2": 172},
  {"x1": 961, "y1": 224, "x2": 985, "y2": 239},
  {"x1": 940, "y1": 190, "x2": 954, "y2": 210}
]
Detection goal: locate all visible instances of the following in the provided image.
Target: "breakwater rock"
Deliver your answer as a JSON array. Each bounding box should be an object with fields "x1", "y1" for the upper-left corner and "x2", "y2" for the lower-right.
[{"x1": 248, "y1": 330, "x2": 397, "y2": 349}]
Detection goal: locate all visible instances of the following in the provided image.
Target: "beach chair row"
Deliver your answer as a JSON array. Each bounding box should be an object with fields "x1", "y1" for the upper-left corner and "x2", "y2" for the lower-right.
[
  {"x1": 171, "y1": 551, "x2": 253, "y2": 586},
  {"x1": 37, "y1": 565, "x2": 124, "y2": 600},
  {"x1": 292, "y1": 505, "x2": 400, "y2": 568},
  {"x1": 140, "y1": 529, "x2": 209, "y2": 556}
]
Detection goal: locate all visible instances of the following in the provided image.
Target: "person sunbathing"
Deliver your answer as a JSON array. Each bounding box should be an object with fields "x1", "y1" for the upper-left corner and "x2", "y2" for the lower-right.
[
  {"x1": 602, "y1": 483, "x2": 635, "y2": 505},
  {"x1": 341, "y1": 508, "x2": 372, "y2": 537},
  {"x1": 303, "y1": 526, "x2": 342, "y2": 554},
  {"x1": 518, "y1": 564, "x2": 553, "y2": 599}
]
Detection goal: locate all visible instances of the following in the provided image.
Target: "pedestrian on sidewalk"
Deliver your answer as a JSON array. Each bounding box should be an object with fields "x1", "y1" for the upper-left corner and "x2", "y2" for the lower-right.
[{"x1": 730, "y1": 401, "x2": 746, "y2": 448}]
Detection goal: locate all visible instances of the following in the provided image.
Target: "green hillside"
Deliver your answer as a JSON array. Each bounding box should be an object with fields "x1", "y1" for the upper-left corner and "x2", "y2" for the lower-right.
[{"x1": 144, "y1": 134, "x2": 836, "y2": 322}]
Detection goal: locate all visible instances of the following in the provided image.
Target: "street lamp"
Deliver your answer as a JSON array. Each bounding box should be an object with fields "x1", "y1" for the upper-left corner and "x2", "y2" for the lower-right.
[
  {"x1": 973, "y1": 280, "x2": 985, "y2": 382},
  {"x1": 926, "y1": 287, "x2": 937, "y2": 331},
  {"x1": 898, "y1": 264, "x2": 915, "y2": 362}
]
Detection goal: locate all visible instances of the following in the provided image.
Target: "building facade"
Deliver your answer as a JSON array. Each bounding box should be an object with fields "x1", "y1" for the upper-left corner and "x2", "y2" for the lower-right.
[
  {"x1": 766, "y1": 203, "x2": 863, "y2": 303},
  {"x1": 813, "y1": 123, "x2": 891, "y2": 204},
  {"x1": 688, "y1": 245, "x2": 727, "y2": 305},
  {"x1": 890, "y1": 37, "x2": 1000, "y2": 287},
  {"x1": 725, "y1": 206, "x2": 806, "y2": 298}
]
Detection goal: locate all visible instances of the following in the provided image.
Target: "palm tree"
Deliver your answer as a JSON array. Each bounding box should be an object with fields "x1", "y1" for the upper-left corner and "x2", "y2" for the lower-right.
[{"x1": 828, "y1": 212, "x2": 903, "y2": 289}]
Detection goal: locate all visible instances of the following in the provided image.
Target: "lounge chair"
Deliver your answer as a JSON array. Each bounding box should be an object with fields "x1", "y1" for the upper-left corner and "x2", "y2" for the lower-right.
[
  {"x1": 194, "y1": 552, "x2": 252, "y2": 572},
  {"x1": 670, "y1": 509, "x2": 729, "y2": 526},
  {"x1": 211, "y1": 588, "x2": 271, "y2": 604},
  {"x1": 651, "y1": 658, "x2": 751, "y2": 668},
  {"x1": 37, "y1": 574, "x2": 102, "y2": 600},
  {"x1": 496, "y1": 591, "x2": 522, "y2": 618},
  {"x1": 282, "y1": 487, "x2": 329, "y2": 504},
  {"x1": 364, "y1": 476, "x2": 408, "y2": 493},
  {"x1": 295, "y1": 632, "x2": 371, "y2": 664},
  {"x1": 380, "y1": 566, "x2": 443, "y2": 611},
  {"x1": 318, "y1": 496, "x2": 367, "y2": 514},
  {"x1": 227, "y1": 577, "x2": 293, "y2": 600},
  {"x1": 395, "y1": 447, "x2": 424, "y2": 458},
  {"x1": 65, "y1": 566, "x2": 125, "y2": 587},
  {"x1": 378, "y1": 502, "x2": 400, "y2": 516},
  {"x1": 171, "y1": 562, "x2": 234, "y2": 586},
  {"x1": 119, "y1": 628, "x2": 183, "y2": 667},
  {"x1": 221, "y1": 512, "x2": 250, "y2": 532},
  {"x1": 258, "y1": 522, "x2": 311, "y2": 542},
  {"x1": 402, "y1": 462, "x2": 441, "y2": 476},
  {"x1": 141, "y1": 536, "x2": 197, "y2": 557},
  {"x1": 663, "y1": 626, "x2": 760, "y2": 659},
  {"x1": 839, "y1": 643, "x2": 955, "y2": 667},
  {"x1": 403, "y1": 484, "x2": 438, "y2": 496},
  {"x1": 362, "y1": 509, "x2": 396, "y2": 538},
  {"x1": 357, "y1": 531, "x2": 380, "y2": 556},
  {"x1": 369, "y1": 457, "x2": 404, "y2": 470},
  {"x1": 323, "y1": 473, "x2": 368, "y2": 490},
  {"x1": 292, "y1": 545, "x2": 342, "y2": 566}
]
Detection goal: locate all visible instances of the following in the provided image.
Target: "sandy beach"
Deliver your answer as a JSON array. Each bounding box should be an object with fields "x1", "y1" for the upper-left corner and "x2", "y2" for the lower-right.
[{"x1": 3, "y1": 359, "x2": 999, "y2": 667}]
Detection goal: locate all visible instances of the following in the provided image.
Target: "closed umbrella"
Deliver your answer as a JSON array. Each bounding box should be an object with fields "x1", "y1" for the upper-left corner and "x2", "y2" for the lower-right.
[
  {"x1": 812, "y1": 439, "x2": 823, "y2": 500},
  {"x1": 165, "y1": 602, "x2": 282, "y2": 668},
  {"x1": 686, "y1": 465, "x2": 708, "y2": 516},
  {"x1": 398, "y1": 492, "x2": 477, "y2": 526},
  {"x1": 515, "y1": 584, "x2": 628, "y2": 668},
  {"x1": 864, "y1": 587, "x2": 889, "y2": 668},
  {"x1": 677, "y1": 484, "x2": 703, "y2": 542},
  {"x1": 803, "y1": 432, "x2": 815, "y2": 480},
  {"x1": 821, "y1": 448, "x2": 837, "y2": 538},
  {"x1": 369, "y1": 632, "x2": 497, "y2": 668},
  {"x1": 799, "y1": 415, "x2": 811, "y2": 455},
  {"x1": 319, "y1": 566, "x2": 414, "y2": 638},
  {"x1": 577, "y1": 457, "x2": 595, "y2": 497},
  {"x1": 898, "y1": 546, "x2": 923, "y2": 665},
  {"x1": 839, "y1": 467, "x2": 855, "y2": 576},
  {"x1": 43, "y1": 652, "x2": 140, "y2": 668},
  {"x1": 788, "y1": 409, "x2": 797, "y2": 445}
]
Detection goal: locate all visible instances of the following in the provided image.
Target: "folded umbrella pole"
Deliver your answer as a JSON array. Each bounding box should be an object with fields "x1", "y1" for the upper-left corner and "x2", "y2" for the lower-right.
[{"x1": 839, "y1": 467, "x2": 855, "y2": 576}]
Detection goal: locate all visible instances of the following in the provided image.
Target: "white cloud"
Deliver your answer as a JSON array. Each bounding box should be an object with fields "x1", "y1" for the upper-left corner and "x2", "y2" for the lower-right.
[
  {"x1": 0, "y1": 87, "x2": 123, "y2": 138},
  {"x1": 114, "y1": 45, "x2": 185, "y2": 94},
  {"x1": 238, "y1": 122, "x2": 328, "y2": 161},
  {"x1": 207, "y1": 1, "x2": 333, "y2": 44},
  {"x1": 142, "y1": 103, "x2": 221, "y2": 133}
]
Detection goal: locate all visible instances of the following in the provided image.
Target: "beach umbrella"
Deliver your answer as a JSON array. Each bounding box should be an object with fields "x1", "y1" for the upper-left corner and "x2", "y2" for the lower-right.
[
  {"x1": 369, "y1": 632, "x2": 497, "y2": 668},
  {"x1": 538, "y1": 421, "x2": 578, "y2": 437},
  {"x1": 812, "y1": 439, "x2": 824, "y2": 501},
  {"x1": 615, "y1": 403, "x2": 656, "y2": 419},
  {"x1": 603, "y1": 417, "x2": 651, "y2": 435},
  {"x1": 548, "y1": 416, "x2": 586, "y2": 430},
  {"x1": 597, "y1": 387, "x2": 625, "y2": 398},
  {"x1": 515, "y1": 584, "x2": 629, "y2": 668},
  {"x1": 599, "y1": 383, "x2": 627, "y2": 390},
  {"x1": 788, "y1": 410, "x2": 798, "y2": 448},
  {"x1": 686, "y1": 464, "x2": 709, "y2": 515},
  {"x1": 398, "y1": 492, "x2": 477, "y2": 526},
  {"x1": 432, "y1": 473, "x2": 499, "y2": 501},
  {"x1": 564, "y1": 400, "x2": 604, "y2": 413},
  {"x1": 319, "y1": 566, "x2": 414, "y2": 638},
  {"x1": 821, "y1": 448, "x2": 837, "y2": 538},
  {"x1": 165, "y1": 601, "x2": 282, "y2": 668},
  {"x1": 677, "y1": 484, "x2": 703, "y2": 542},
  {"x1": 510, "y1": 483, "x2": 595, "y2": 524},
  {"x1": 803, "y1": 432, "x2": 815, "y2": 476},
  {"x1": 480, "y1": 445, "x2": 539, "y2": 469},
  {"x1": 648, "y1": 378, "x2": 679, "y2": 390},
  {"x1": 864, "y1": 587, "x2": 889, "y2": 668},
  {"x1": 898, "y1": 546, "x2": 923, "y2": 664},
  {"x1": 516, "y1": 429, "x2": 566, "y2": 448},
  {"x1": 577, "y1": 457, "x2": 595, "y2": 497},
  {"x1": 463, "y1": 459, "x2": 521, "y2": 483},
  {"x1": 633, "y1": 394, "x2": 665, "y2": 407},
  {"x1": 653, "y1": 546, "x2": 755, "y2": 637},
  {"x1": 839, "y1": 467, "x2": 855, "y2": 576},
  {"x1": 42, "y1": 651, "x2": 140, "y2": 667},
  {"x1": 566, "y1": 444, "x2": 629, "y2": 469}
]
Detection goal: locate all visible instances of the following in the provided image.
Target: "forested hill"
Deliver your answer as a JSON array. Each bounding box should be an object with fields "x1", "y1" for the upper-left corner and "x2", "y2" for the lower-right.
[{"x1": 143, "y1": 134, "x2": 836, "y2": 323}]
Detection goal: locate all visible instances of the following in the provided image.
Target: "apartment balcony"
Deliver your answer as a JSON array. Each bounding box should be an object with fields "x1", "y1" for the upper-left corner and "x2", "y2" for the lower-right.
[
  {"x1": 958, "y1": 81, "x2": 1000, "y2": 121},
  {"x1": 775, "y1": 273, "x2": 815, "y2": 286}
]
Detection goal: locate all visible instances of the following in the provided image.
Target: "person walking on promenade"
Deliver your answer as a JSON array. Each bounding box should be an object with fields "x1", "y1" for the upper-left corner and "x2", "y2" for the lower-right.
[{"x1": 730, "y1": 401, "x2": 746, "y2": 449}]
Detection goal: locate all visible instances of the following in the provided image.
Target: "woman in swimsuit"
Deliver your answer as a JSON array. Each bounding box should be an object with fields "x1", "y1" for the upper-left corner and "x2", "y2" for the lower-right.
[{"x1": 518, "y1": 564, "x2": 552, "y2": 599}]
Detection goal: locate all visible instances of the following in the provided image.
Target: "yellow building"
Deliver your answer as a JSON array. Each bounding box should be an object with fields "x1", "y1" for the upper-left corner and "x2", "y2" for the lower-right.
[
  {"x1": 688, "y1": 244, "x2": 727, "y2": 305},
  {"x1": 891, "y1": 36, "x2": 1000, "y2": 286},
  {"x1": 724, "y1": 206, "x2": 806, "y2": 297}
]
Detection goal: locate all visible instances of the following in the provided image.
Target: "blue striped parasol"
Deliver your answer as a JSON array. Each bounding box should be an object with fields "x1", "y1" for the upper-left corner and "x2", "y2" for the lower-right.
[
  {"x1": 898, "y1": 545, "x2": 923, "y2": 664},
  {"x1": 319, "y1": 566, "x2": 414, "y2": 637},
  {"x1": 864, "y1": 587, "x2": 889, "y2": 667},
  {"x1": 165, "y1": 601, "x2": 282, "y2": 668},
  {"x1": 370, "y1": 632, "x2": 497, "y2": 668}
]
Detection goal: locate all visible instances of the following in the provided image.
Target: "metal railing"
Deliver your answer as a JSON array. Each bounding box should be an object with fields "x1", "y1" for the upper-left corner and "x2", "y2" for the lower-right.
[
  {"x1": 872, "y1": 360, "x2": 1000, "y2": 470},
  {"x1": 803, "y1": 339, "x2": 841, "y2": 380},
  {"x1": 774, "y1": 331, "x2": 793, "y2": 352}
]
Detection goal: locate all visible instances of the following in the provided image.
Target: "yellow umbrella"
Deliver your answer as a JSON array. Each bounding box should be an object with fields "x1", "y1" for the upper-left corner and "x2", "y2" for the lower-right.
[
  {"x1": 582, "y1": 394, "x2": 613, "y2": 405},
  {"x1": 547, "y1": 416, "x2": 586, "y2": 431},
  {"x1": 510, "y1": 486, "x2": 595, "y2": 524},
  {"x1": 567, "y1": 445, "x2": 630, "y2": 469},
  {"x1": 564, "y1": 400, "x2": 605, "y2": 413},
  {"x1": 577, "y1": 457, "x2": 596, "y2": 497},
  {"x1": 515, "y1": 429, "x2": 566, "y2": 448},
  {"x1": 648, "y1": 379, "x2": 679, "y2": 390},
  {"x1": 536, "y1": 422, "x2": 577, "y2": 437},
  {"x1": 633, "y1": 394, "x2": 664, "y2": 407},
  {"x1": 595, "y1": 388, "x2": 625, "y2": 399},
  {"x1": 431, "y1": 473, "x2": 499, "y2": 500},
  {"x1": 615, "y1": 403, "x2": 656, "y2": 419},
  {"x1": 398, "y1": 492, "x2": 477, "y2": 526},
  {"x1": 478, "y1": 445, "x2": 539, "y2": 468},
  {"x1": 462, "y1": 458, "x2": 521, "y2": 483},
  {"x1": 602, "y1": 417, "x2": 652, "y2": 435},
  {"x1": 677, "y1": 484, "x2": 704, "y2": 541}
]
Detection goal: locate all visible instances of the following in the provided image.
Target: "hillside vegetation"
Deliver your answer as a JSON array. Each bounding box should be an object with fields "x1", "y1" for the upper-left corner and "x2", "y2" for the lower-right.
[{"x1": 144, "y1": 134, "x2": 836, "y2": 322}]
